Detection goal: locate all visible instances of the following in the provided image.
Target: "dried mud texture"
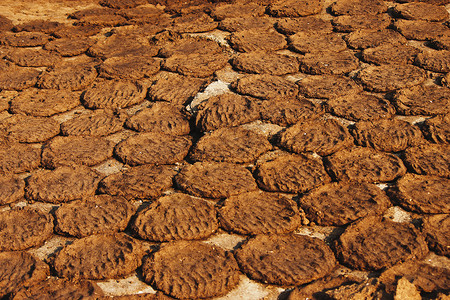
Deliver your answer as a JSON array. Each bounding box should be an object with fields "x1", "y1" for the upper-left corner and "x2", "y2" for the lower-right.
[
  {"x1": 289, "y1": 32, "x2": 347, "y2": 53},
  {"x1": 163, "y1": 51, "x2": 228, "y2": 77},
  {"x1": 297, "y1": 75, "x2": 362, "y2": 99},
  {"x1": 255, "y1": 153, "x2": 331, "y2": 193},
  {"x1": 98, "y1": 164, "x2": 177, "y2": 200},
  {"x1": 351, "y1": 118, "x2": 424, "y2": 152},
  {"x1": 132, "y1": 193, "x2": 218, "y2": 242},
  {"x1": 0, "y1": 115, "x2": 60, "y2": 143},
  {"x1": 5, "y1": 48, "x2": 60, "y2": 67},
  {"x1": 0, "y1": 32, "x2": 51, "y2": 47},
  {"x1": 147, "y1": 72, "x2": 208, "y2": 106},
  {"x1": 126, "y1": 102, "x2": 190, "y2": 135},
  {"x1": 54, "y1": 233, "x2": 144, "y2": 280},
  {"x1": 228, "y1": 29, "x2": 287, "y2": 52},
  {"x1": 422, "y1": 214, "x2": 450, "y2": 256},
  {"x1": 9, "y1": 88, "x2": 81, "y2": 117},
  {"x1": 219, "y1": 16, "x2": 275, "y2": 32},
  {"x1": 174, "y1": 161, "x2": 258, "y2": 199},
  {"x1": 0, "y1": 207, "x2": 53, "y2": 251},
  {"x1": 41, "y1": 136, "x2": 115, "y2": 169},
  {"x1": 0, "y1": 251, "x2": 49, "y2": 299},
  {"x1": 61, "y1": 109, "x2": 126, "y2": 137},
  {"x1": 259, "y1": 97, "x2": 323, "y2": 127},
  {"x1": 142, "y1": 241, "x2": 240, "y2": 299},
  {"x1": 0, "y1": 175, "x2": 24, "y2": 206},
  {"x1": 393, "y1": 84, "x2": 450, "y2": 116},
  {"x1": 12, "y1": 278, "x2": 104, "y2": 300},
  {"x1": 190, "y1": 126, "x2": 272, "y2": 163},
  {"x1": 334, "y1": 216, "x2": 428, "y2": 270},
  {"x1": 277, "y1": 118, "x2": 354, "y2": 156},
  {"x1": 88, "y1": 34, "x2": 156, "y2": 59},
  {"x1": 357, "y1": 64, "x2": 426, "y2": 92},
  {"x1": 232, "y1": 51, "x2": 300, "y2": 75},
  {"x1": 99, "y1": 55, "x2": 161, "y2": 80},
  {"x1": 210, "y1": 2, "x2": 266, "y2": 21},
  {"x1": 415, "y1": 50, "x2": 450, "y2": 73},
  {"x1": 276, "y1": 16, "x2": 333, "y2": 35},
  {"x1": 332, "y1": 14, "x2": 391, "y2": 32},
  {"x1": 393, "y1": 2, "x2": 449, "y2": 21},
  {"x1": 55, "y1": 195, "x2": 135, "y2": 238},
  {"x1": 114, "y1": 133, "x2": 192, "y2": 166},
  {"x1": 345, "y1": 29, "x2": 407, "y2": 50},
  {"x1": 195, "y1": 93, "x2": 260, "y2": 132},
  {"x1": 44, "y1": 37, "x2": 95, "y2": 57},
  {"x1": 82, "y1": 80, "x2": 146, "y2": 110},
  {"x1": 37, "y1": 63, "x2": 97, "y2": 91},
  {"x1": 325, "y1": 147, "x2": 407, "y2": 183},
  {"x1": 235, "y1": 234, "x2": 337, "y2": 286},
  {"x1": 300, "y1": 181, "x2": 391, "y2": 226},
  {"x1": 299, "y1": 50, "x2": 359, "y2": 75},
  {"x1": 267, "y1": 0, "x2": 324, "y2": 17},
  {"x1": 330, "y1": 0, "x2": 387, "y2": 15},
  {"x1": 394, "y1": 19, "x2": 450, "y2": 41},
  {"x1": 0, "y1": 65, "x2": 40, "y2": 91},
  {"x1": 361, "y1": 44, "x2": 420, "y2": 65},
  {"x1": 380, "y1": 259, "x2": 450, "y2": 293},
  {"x1": 25, "y1": 166, "x2": 102, "y2": 204},
  {"x1": 390, "y1": 173, "x2": 450, "y2": 214},
  {"x1": 231, "y1": 74, "x2": 298, "y2": 100},
  {"x1": 422, "y1": 114, "x2": 450, "y2": 144},
  {"x1": 325, "y1": 93, "x2": 395, "y2": 122},
  {"x1": 403, "y1": 143, "x2": 450, "y2": 178},
  {"x1": 219, "y1": 191, "x2": 303, "y2": 235},
  {"x1": 0, "y1": 142, "x2": 41, "y2": 174}
]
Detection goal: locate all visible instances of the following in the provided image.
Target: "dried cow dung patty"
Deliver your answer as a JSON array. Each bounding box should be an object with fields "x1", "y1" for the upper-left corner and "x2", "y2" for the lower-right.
[
  {"x1": 210, "y1": 2, "x2": 266, "y2": 21},
  {"x1": 44, "y1": 36, "x2": 95, "y2": 57},
  {"x1": 393, "y1": 84, "x2": 450, "y2": 116},
  {"x1": 0, "y1": 15, "x2": 13, "y2": 31},
  {"x1": 0, "y1": 175, "x2": 24, "y2": 206},
  {"x1": 12, "y1": 277, "x2": 104, "y2": 300},
  {"x1": 99, "y1": 0, "x2": 147, "y2": 9},
  {"x1": 331, "y1": 14, "x2": 391, "y2": 33},
  {"x1": 189, "y1": 126, "x2": 272, "y2": 163},
  {"x1": 393, "y1": 2, "x2": 449, "y2": 21},
  {"x1": 0, "y1": 142, "x2": 41, "y2": 174},
  {"x1": 219, "y1": 16, "x2": 275, "y2": 33},
  {"x1": 52, "y1": 24, "x2": 102, "y2": 39},
  {"x1": 231, "y1": 74, "x2": 298, "y2": 100},
  {"x1": 98, "y1": 164, "x2": 177, "y2": 200},
  {"x1": 12, "y1": 19, "x2": 62, "y2": 34},
  {"x1": 415, "y1": 50, "x2": 450, "y2": 73},
  {"x1": 61, "y1": 109, "x2": 126, "y2": 137},
  {"x1": 142, "y1": 241, "x2": 240, "y2": 299},
  {"x1": 357, "y1": 64, "x2": 426, "y2": 92},
  {"x1": 132, "y1": 193, "x2": 218, "y2": 241},
  {"x1": 277, "y1": 118, "x2": 354, "y2": 156},
  {"x1": 228, "y1": 29, "x2": 287, "y2": 52},
  {"x1": 82, "y1": 80, "x2": 147, "y2": 109},
  {"x1": 0, "y1": 251, "x2": 49, "y2": 298},
  {"x1": 276, "y1": 16, "x2": 333, "y2": 35},
  {"x1": 99, "y1": 55, "x2": 161, "y2": 80},
  {"x1": 0, "y1": 207, "x2": 53, "y2": 251},
  {"x1": 324, "y1": 147, "x2": 406, "y2": 182},
  {"x1": 351, "y1": 118, "x2": 424, "y2": 152},
  {"x1": 403, "y1": 143, "x2": 450, "y2": 178},
  {"x1": 88, "y1": 34, "x2": 156, "y2": 59},
  {"x1": 344, "y1": 29, "x2": 407, "y2": 50},
  {"x1": 219, "y1": 191, "x2": 303, "y2": 235},
  {"x1": 393, "y1": 19, "x2": 450, "y2": 41},
  {"x1": 361, "y1": 44, "x2": 420, "y2": 65},
  {"x1": 195, "y1": 92, "x2": 260, "y2": 132},
  {"x1": 5, "y1": 48, "x2": 61, "y2": 67},
  {"x1": 126, "y1": 102, "x2": 190, "y2": 135},
  {"x1": 25, "y1": 166, "x2": 102, "y2": 204},
  {"x1": 174, "y1": 161, "x2": 258, "y2": 199},
  {"x1": 158, "y1": 37, "x2": 223, "y2": 58},
  {"x1": 0, "y1": 114, "x2": 60, "y2": 143},
  {"x1": 422, "y1": 114, "x2": 450, "y2": 144},
  {"x1": 422, "y1": 214, "x2": 450, "y2": 257},
  {"x1": 289, "y1": 32, "x2": 347, "y2": 53},
  {"x1": 114, "y1": 133, "x2": 192, "y2": 166},
  {"x1": 55, "y1": 195, "x2": 135, "y2": 238},
  {"x1": 231, "y1": 51, "x2": 300, "y2": 75},
  {"x1": 0, "y1": 65, "x2": 41, "y2": 91},
  {"x1": 267, "y1": 0, "x2": 324, "y2": 17},
  {"x1": 37, "y1": 63, "x2": 97, "y2": 90},
  {"x1": 389, "y1": 173, "x2": 450, "y2": 214},
  {"x1": 168, "y1": 11, "x2": 218, "y2": 34},
  {"x1": 9, "y1": 88, "x2": 81, "y2": 117},
  {"x1": 0, "y1": 31, "x2": 52, "y2": 47},
  {"x1": 334, "y1": 216, "x2": 428, "y2": 270},
  {"x1": 54, "y1": 233, "x2": 145, "y2": 280},
  {"x1": 330, "y1": 0, "x2": 387, "y2": 15},
  {"x1": 299, "y1": 50, "x2": 359, "y2": 75},
  {"x1": 297, "y1": 74, "x2": 362, "y2": 99},
  {"x1": 41, "y1": 136, "x2": 115, "y2": 169},
  {"x1": 300, "y1": 181, "x2": 391, "y2": 226},
  {"x1": 254, "y1": 152, "x2": 331, "y2": 193},
  {"x1": 235, "y1": 234, "x2": 337, "y2": 285},
  {"x1": 163, "y1": 51, "x2": 228, "y2": 78}
]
